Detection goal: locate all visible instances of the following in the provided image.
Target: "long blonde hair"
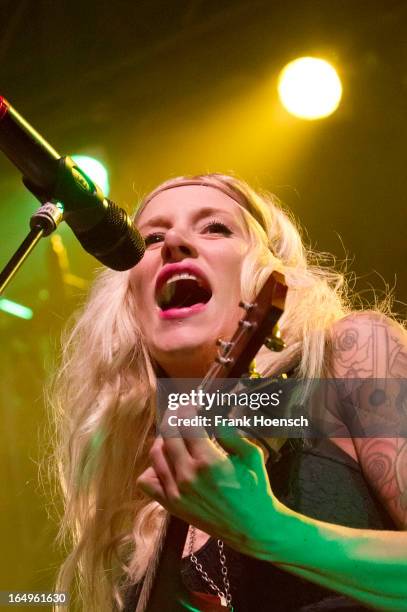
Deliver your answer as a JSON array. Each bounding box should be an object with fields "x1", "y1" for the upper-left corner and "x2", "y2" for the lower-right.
[{"x1": 52, "y1": 173, "x2": 350, "y2": 610}]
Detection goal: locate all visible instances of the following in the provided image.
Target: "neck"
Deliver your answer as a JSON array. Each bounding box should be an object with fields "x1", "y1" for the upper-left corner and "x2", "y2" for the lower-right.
[{"x1": 154, "y1": 348, "x2": 216, "y2": 380}]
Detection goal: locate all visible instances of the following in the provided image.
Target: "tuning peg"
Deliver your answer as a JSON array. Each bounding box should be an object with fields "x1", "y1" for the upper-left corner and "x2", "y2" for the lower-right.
[
  {"x1": 216, "y1": 339, "x2": 234, "y2": 353},
  {"x1": 215, "y1": 355, "x2": 234, "y2": 366},
  {"x1": 239, "y1": 300, "x2": 255, "y2": 311},
  {"x1": 239, "y1": 320, "x2": 257, "y2": 330}
]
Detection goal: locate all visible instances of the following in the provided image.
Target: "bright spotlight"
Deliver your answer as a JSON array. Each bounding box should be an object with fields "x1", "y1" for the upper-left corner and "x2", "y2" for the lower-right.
[
  {"x1": 278, "y1": 57, "x2": 342, "y2": 120},
  {"x1": 71, "y1": 155, "x2": 110, "y2": 196}
]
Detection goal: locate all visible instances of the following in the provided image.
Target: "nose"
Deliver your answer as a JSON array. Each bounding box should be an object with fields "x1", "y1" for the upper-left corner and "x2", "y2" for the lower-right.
[{"x1": 161, "y1": 228, "x2": 198, "y2": 262}]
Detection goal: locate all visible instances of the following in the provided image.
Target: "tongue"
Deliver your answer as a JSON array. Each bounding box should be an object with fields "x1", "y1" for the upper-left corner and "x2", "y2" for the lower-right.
[{"x1": 160, "y1": 279, "x2": 211, "y2": 311}]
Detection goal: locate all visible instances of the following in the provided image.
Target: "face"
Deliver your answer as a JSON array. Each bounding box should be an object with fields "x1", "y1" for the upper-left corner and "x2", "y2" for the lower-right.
[{"x1": 130, "y1": 185, "x2": 250, "y2": 377}]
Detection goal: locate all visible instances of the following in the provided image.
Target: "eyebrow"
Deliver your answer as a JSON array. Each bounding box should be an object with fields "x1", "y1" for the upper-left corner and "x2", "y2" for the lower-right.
[
  {"x1": 138, "y1": 215, "x2": 170, "y2": 231},
  {"x1": 138, "y1": 206, "x2": 240, "y2": 231}
]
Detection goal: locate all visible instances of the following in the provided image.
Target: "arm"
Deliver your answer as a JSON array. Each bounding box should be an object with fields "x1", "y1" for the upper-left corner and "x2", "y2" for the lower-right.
[
  {"x1": 269, "y1": 313, "x2": 407, "y2": 608},
  {"x1": 329, "y1": 312, "x2": 407, "y2": 528},
  {"x1": 138, "y1": 313, "x2": 407, "y2": 609},
  {"x1": 260, "y1": 497, "x2": 407, "y2": 611},
  {"x1": 138, "y1": 433, "x2": 407, "y2": 611}
]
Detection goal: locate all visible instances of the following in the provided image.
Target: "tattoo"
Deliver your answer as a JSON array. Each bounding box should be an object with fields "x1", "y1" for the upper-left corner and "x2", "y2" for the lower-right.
[
  {"x1": 356, "y1": 438, "x2": 407, "y2": 520},
  {"x1": 330, "y1": 313, "x2": 407, "y2": 527},
  {"x1": 331, "y1": 313, "x2": 407, "y2": 378},
  {"x1": 332, "y1": 326, "x2": 372, "y2": 378}
]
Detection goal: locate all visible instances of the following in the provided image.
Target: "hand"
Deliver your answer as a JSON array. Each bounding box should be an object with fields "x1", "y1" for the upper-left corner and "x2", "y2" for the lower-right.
[{"x1": 136, "y1": 428, "x2": 278, "y2": 558}]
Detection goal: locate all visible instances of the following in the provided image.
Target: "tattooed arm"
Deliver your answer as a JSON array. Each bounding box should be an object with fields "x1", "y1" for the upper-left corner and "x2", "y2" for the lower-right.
[
  {"x1": 329, "y1": 312, "x2": 407, "y2": 528},
  {"x1": 140, "y1": 311, "x2": 407, "y2": 610}
]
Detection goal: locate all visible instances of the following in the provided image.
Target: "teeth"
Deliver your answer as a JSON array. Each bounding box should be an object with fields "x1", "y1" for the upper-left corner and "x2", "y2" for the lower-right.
[
  {"x1": 158, "y1": 272, "x2": 204, "y2": 307},
  {"x1": 165, "y1": 272, "x2": 202, "y2": 286}
]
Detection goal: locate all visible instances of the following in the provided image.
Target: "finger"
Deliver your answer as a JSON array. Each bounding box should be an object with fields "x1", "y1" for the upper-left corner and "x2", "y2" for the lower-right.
[
  {"x1": 183, "y1": 435, "x2": 225, "y2": 463},
  {"x1": 215, "y1": 424, "x2": 264, "y2": 467},
  {"x1": 161, "y1": 437, "x2": 198, "y2": 485},
  {"x1": 155, "y1": 436, "x2": 208, "y2": 494},
  {"x1": 136, "y1": 466, "x2": 166, "y2": 502},
  {"x1": 163, "y1": 431, "x2": 222, "y2": 466},
  {"x1": 160, "y1": 401, "x2": 210, "y2": 443},
  {"x1": 149, "y1": 438, "x2": 181, "y2": 500},
  {"x1": 161, "y1": 403, "x2": 221, "y2": 463}
]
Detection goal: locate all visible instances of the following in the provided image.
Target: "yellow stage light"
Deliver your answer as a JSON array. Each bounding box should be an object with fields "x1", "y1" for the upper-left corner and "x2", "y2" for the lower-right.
[{"x1": 278, "y1": 57, "x2": 342, "y2": 120}]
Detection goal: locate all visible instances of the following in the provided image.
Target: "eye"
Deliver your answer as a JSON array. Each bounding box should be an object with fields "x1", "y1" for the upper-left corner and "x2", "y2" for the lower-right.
[
  {"x1": 144, "y1": 232, "x2": 165, "y2": 247},
  {"x1": 202, "y1": 220, "x2": 233, "y2": 236}
]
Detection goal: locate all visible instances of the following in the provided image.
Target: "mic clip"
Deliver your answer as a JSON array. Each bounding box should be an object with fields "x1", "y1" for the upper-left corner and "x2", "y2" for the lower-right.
[{"x1": 30, "y1": 202, "x2": 64, "y2": 236}]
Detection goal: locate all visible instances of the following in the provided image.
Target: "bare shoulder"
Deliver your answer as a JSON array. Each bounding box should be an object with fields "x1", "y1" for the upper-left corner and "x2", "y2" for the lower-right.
[
  {"x1": 327, "y1": 311, "x2": 407, "y2": 378},
  {"x1": 326, "y1": 312, "x2": 407, "y2": 528}
]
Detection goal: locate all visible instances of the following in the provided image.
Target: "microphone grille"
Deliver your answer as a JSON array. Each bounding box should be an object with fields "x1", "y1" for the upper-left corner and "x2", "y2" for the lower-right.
[{"x1": 74, "y1": 200, "x2": 145, "y2": 271}]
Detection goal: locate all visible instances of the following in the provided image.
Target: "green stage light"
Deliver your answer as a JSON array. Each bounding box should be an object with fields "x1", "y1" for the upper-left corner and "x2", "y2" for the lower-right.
[
  {"x1": 71, "y1": 155, "x2": 110, "y2": 196},
  {"x1": 0, "y1": 298, "x2": 33, "y2": 320},
  {"x1": 278, "y1": 57, "x2": 342, "y2": 120}
]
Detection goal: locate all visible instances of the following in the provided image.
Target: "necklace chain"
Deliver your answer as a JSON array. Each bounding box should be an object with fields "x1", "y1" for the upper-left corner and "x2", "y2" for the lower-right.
[{"x1": 188, "y1": 526, "x2": 233, "y2": 608}]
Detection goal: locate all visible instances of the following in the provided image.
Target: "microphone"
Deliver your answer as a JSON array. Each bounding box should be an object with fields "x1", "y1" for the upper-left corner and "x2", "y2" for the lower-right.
[{"x1": 0, "y1": 96, "x2": 145, "y2": 271}]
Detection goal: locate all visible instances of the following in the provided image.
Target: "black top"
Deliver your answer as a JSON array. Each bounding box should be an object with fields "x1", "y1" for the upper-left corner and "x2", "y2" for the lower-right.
[{"x1": 124, "y1": 439, "x2": 396, "y2": 611}]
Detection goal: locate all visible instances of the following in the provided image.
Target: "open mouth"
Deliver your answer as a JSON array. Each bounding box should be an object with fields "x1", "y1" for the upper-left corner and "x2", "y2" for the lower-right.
[{"x1": 156, "y1": 273, "x2": 212, "y2": 311}]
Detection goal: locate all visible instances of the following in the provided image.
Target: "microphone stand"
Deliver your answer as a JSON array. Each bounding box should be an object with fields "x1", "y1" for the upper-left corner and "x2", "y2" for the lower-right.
[
  {"x1": 0, "y1": 153, "x2": 113, "y2": 295},
  {"x1": 0, "y1": 202, "x2": 63, "y2": 294}
]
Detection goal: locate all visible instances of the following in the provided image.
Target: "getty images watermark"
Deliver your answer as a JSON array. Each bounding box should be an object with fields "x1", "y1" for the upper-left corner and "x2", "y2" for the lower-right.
[
  {"x1": 165, "y1": 386, "x2": 309, "y2": 430},
  {"x1": 156, "y1": 378, "x2": 407, "y2": 438}
]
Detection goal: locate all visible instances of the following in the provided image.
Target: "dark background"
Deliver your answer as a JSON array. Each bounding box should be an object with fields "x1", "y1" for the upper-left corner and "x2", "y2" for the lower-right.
[{"x1": 0, "y1": 0, "x2": 406, "y2": 605}]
